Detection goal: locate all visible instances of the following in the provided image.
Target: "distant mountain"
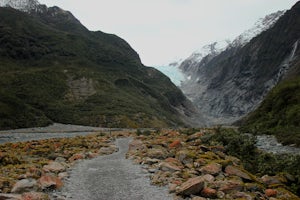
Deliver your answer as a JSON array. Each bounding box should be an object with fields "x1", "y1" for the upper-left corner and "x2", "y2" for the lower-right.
[
  {"x1": 238, "y1": 4, "x2": 300, "y2": 146},
  {"x1": 230, "y1": 10, "x2": 285, "y2": 47},
  {"x1": 0, "y1": 0, "x2": 40, "y2": 12},
  {"x1": 0, "y1": 1, "x2": 205, "y2": 129},
  {"x1": 179, "y1": 9, "x2": 290, "y2": 124}
]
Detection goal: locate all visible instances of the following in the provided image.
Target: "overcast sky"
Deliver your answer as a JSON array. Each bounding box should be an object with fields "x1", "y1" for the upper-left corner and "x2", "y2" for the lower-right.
[{"x1": 38, "y1": 0, "x2": 299, "y2": 66}]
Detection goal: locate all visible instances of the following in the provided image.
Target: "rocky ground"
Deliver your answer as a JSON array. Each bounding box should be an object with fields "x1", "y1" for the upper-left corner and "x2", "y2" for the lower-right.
[
  {"x1": 0, "y1": 131, "x2": 129, "y2": 199},
  {"x1": 0, "y1": 128, "x2": 299, "y2": 200},
  {"x1": 127, "y1": 129, "x2": 300, "y2": 200}
]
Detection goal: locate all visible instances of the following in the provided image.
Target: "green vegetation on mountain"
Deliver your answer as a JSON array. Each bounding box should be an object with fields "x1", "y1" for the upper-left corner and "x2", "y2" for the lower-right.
[
  {"x1": 239, "y1": 64, "x2": 300, "y2": 146},
  {"x1": 202, "y1": 128, "x2": 300, "y2": 195},
  {"x1": 237, "y1": 2, "x2": 300, "y2": 146},
  {"x1": 0, "y1": 7, "x2": 198, "y2": 129}
]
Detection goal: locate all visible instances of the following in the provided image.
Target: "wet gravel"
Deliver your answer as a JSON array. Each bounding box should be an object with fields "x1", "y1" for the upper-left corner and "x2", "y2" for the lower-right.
[{"x1": 61, "y1": 138, "x2": 172, "y2": 200}]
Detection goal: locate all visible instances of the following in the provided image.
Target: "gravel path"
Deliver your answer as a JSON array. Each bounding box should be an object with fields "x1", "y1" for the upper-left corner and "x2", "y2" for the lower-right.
[{"x1": 62, "y1": 138, "x2": 172, "y2": 200}]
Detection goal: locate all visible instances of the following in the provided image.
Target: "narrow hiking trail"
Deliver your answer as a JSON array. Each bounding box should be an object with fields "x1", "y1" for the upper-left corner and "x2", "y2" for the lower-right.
[{"x1": 61, "y1": 138, "x2": 172, "y2": 200}]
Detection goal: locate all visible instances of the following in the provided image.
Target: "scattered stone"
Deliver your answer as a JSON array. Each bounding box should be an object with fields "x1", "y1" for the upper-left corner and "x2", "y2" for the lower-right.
[
  {"x1": 99, "y1": 146, "x2": 115, "y2": 155},
  {"x1": 201, "y1": 174, "x2": 215, "y2": 183},
  {"x1": 169, "y1": 140, "x2": 181, "y2": 148},
  {"x1": 199, "y1": 163, "x2": 222, "y2": 175},
  {"x1": 43, "y1": 161, "x2": 66, "y2": 173},
  {"x1": 58, "y1": 172, "x2": 69, "y2": 180},
  {"x1": 168, "y1": 183, "x2": 177, "y2": 193},
  {"x1": 21, "y1": 192, "x2": 49, "y2": 200},
  {"x1": 147, "y1": 149, "x2": 167, "y2": 159},
  {"x1": 177, "y1": 176, "x2": 205, "y2": 196},
  {"x1": 232, "y1": 191, "x2": 253, "y2": 200},
  {"x1": 225, "y1": 165, "x2": 252, "y2": 180},
  {"x1": 128, "y1": 140, "x2": 145, "y2": 151},
  {"x1": 160, "y1": 162, "x2": 182, "y2": 172},
  {"x1": 187, "y1": 132, "x2": 204, "y2": 141},
  {"x1": 165, "y1": 158, "x2": 183, "y2": 167},
  {"x1": 265, "y1": 189, "x2": 278, "y2": 197},
  {"x1": 218, "y1": 180, "x2": 244, "y2": 193},
  {"x1": 261, "y1": 175, "x2": 282, "y2": 185},
  {"x1": 0, "y1": 193, "x2": 22, "y2": 200},
  {"x1": 201, "y1": 187, "x2": 217, "y2": 198},
  {"x1": 68, "y1": 153, "x2": 85, "y2": 162},
  {"x1": 176, "y1": 150, "x2": 194, "y2": 165},
  {"x1": 87, "y1": 152, "x2": 99, "y2": 159},
  {"x1": 191, "y1": 196, "x2": 206, "y2": 200},
  {"x1": 54, "y1": 157, "x2": 66, "y2": 163},
  {"x1": 143, "y1": 158, "x2": 160, "y2": 165},
  {"x1": 38, "y1": 175, "x2": 63, "y2": 190},
  {"x1": 11, "y1": 179, "x2": 37, "y2": 193}
]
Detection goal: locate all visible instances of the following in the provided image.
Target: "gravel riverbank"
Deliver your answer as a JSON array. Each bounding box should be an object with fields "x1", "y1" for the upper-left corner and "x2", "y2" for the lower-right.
[{"x1": 0, "y1": 123, "x2": 122, "y2": 144}]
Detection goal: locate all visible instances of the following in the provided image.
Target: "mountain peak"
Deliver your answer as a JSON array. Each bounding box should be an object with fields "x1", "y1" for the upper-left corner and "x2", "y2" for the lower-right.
[
  {"x1": 0, "y1": 0, "x2": 40, "y2": 12},
  {"x1": 231, "y1": 10, "x2": 285, "y2": 47}
]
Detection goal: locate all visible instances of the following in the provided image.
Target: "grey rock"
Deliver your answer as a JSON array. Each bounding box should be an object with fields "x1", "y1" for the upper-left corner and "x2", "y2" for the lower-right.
[{"x1": 11, "y1": 179, "x2": 37, "y2": 193}]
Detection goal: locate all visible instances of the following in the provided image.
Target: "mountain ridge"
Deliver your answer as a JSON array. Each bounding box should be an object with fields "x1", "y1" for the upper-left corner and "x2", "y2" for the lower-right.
[
  {"x1": 178, "y1": 7, "x2": 299, "y2": 124},
  {"x1": 0, "y1": 3, "x2": 204, "y2": 129}
]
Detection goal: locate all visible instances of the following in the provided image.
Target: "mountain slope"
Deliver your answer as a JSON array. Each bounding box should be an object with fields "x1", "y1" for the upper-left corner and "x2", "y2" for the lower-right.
[
  {"x1": 239, "y1": 61, "x2": 300, "y2": 146},
  {"x1": 180, "y1": 5, "x2": 299, "y2": 124},
  {"x1": 0, "y1": 5, "x2": 203, "y2": 129}
]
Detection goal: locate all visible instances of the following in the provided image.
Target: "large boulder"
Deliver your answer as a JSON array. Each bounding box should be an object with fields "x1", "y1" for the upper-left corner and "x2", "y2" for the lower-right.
[
  {"x1": 43, "y1": 161, "x2": 65, "y2": 173},
  {"x1": 38, "y1": 175, "x2": 63, "y2": 190},
  {"x1": 199, "y1": 163, "x2": 222, "y2": 175},
  {"x1": 177, "y1": 176, "x2": 205, "y2": 196},
  {"x1": 11, "y1": 179, "x2": 37, "y2": 193},
  {"x1": 159, "y1": 162, "x2": 182, "y2": 172},
  {"x1": 225, "y1": 165, "x2": 252, "y2": 180},
  {"x1": 147, "y1": 148, "x2": 168, "y2": 159}
]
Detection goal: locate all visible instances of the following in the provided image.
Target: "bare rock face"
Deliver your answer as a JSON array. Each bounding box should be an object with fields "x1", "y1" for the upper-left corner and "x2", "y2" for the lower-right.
[
  {"x1": 179, "y1": 7, "x2": 300, "y2": 125},
  {"x1": 65, "y1": 76, "x2": 97, "y2": 102}
]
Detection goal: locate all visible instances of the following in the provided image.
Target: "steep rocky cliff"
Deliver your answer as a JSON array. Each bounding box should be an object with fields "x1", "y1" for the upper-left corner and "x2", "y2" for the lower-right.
[{"x1": 180, "y1": 6, "x2": 299, "y2": 124}]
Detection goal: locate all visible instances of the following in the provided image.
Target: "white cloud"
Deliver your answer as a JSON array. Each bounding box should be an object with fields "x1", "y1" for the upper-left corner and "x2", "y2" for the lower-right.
[{"x1": 38, "y1": 0, "x2": 299, "y2": 66}]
